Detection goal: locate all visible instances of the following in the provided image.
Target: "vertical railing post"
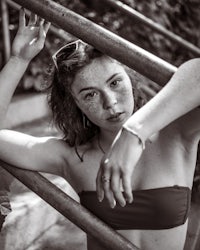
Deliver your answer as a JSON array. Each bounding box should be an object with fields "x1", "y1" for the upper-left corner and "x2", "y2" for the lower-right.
[{"x1": 1, "y1": 0, "x2": 11, "y2": 63}]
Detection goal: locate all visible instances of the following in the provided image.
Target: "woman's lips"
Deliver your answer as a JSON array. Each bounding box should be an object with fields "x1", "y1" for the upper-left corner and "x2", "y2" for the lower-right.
[{"x1": 107, "y1": 112, "x2": 125, "y2": 122}]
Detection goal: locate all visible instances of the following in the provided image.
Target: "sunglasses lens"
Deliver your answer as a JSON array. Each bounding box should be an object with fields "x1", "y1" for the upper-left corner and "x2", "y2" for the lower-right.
[{"x1": 55, "y1": 43, "x2": 77, "y2": 64}]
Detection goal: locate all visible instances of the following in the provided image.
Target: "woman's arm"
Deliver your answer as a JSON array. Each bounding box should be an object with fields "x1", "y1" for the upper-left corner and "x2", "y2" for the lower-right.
[
  {"x1": 0, "y1": 130, "x2": 68, "y2": 176},
  {"x1": 0, "y1": 9, "x2": 50, "y2": 128},
  {"x1": 97, "y1": 58, "x2": 200, "y2": 208},
  {"x1": 0, "y1": 10, "x2": 67, "y2": 176},
  {"x1": 0, "y1": 10, "x2": 68, "y2": 176},
  {"x1": 123, "y1": 58, "x2": 200, "y2": 140}
]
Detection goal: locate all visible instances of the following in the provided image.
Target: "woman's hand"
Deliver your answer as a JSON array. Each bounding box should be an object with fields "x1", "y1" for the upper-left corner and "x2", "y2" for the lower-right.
[
  {"x1": 96, "y1": 128, "x2": 143, "y2": 208},
  {"x1": 11, "y1": 8, "x2": 51, "y2": 62}
]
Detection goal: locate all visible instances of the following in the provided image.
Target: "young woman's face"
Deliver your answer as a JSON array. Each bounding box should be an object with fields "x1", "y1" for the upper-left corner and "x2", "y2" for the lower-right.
[{"x1": 71, "y1": 56, "x2": 134, "y2": 132}]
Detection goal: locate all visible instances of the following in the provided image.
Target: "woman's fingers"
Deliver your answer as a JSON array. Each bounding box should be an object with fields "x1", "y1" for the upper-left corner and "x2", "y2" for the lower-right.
[
  {"x1": 97, "y1": 159, "x2": 116, "y2": 208},
  {"x1": 103, "y1": 178, "x2": 116, "y2": 208},
  {"x1": 99, "y1": 168, "x2": 133, "y2": 207},
  {"x1": 44, "y1": 21, "x2": 51, "y2": 34},
  {"x1": 111, "y1": 171, "x2": 126, "y2": 207},
  {"x1": 19, "y1": 8, "x2": 26, "y2": 29},
  {"x1": 38, "y1": 23, "x2": 45, "y2": 41},
  {"x1": 45, "y1": 21, "x2": 51, "y2": 33},
  {"x1": 96, "y1": 168, "x2": 104, "y2": 202},
  {"x1": 101, "y1": 161, "x2": 114, "y2": 207},
  {"x1": 26, "y1": 16, "x2": 50, "y2": 48},
  {"x1": 28, "y1": 12, "x2": 37, "y2": 26},
  {"x1": 39, "y1": 17, "x2": 45, "y2": 26},
  {"x1": 21, "y1": 9, "x2": 51, "y2": 34},
  {"x1": 39, "y1": 20, "x2": 51, "y2": 37},
  {"x1": 122, "y1": 173, "x2": 133, "y2": 203}
]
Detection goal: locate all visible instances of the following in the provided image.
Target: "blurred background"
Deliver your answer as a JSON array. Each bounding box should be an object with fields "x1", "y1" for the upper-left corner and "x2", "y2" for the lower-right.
[{"x1": 0, "y1": 0, "x2": 200, "y2": 249}]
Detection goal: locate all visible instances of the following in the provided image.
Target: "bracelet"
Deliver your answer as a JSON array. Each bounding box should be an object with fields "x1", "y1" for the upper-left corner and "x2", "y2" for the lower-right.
[{"x1": 122, "y1": 125, "x2": 145, "y2": 150}]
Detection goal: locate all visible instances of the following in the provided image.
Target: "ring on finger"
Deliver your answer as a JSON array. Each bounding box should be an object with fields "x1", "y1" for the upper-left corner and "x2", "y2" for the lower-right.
[{"x1": 101, "y1": 175, "x2": 110, "y2": 183}]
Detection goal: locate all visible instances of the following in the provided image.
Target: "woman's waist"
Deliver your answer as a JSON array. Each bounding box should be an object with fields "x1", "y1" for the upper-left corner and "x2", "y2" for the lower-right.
[
  {"x1": 86, "y1": 221, "x2": 188, "y2": 250},
  {"x1": 117, "y1": 221, "x2": 188, "y2": 250}
]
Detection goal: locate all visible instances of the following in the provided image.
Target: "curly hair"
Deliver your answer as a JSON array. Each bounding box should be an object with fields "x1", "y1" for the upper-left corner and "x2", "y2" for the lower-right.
[{"x1": 47, "y1": 40, "x2": 147, "y2": 149}]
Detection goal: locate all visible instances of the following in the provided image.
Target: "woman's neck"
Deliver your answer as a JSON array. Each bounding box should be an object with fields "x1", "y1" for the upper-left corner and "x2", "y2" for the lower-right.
[{"x1": 98, "y1": 128, "x2": 120, "y2": 153}]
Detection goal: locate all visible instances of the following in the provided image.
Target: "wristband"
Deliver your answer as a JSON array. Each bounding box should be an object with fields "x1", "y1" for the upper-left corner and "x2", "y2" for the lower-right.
[{"x1": 122, "y1": 125, "x2": 145, "y2": 150}]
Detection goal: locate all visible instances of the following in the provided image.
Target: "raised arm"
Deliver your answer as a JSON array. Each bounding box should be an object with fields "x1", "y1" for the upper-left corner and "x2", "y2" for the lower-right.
[
  {"x1": 97, "y1": 58, "x2": 200, "y2": 207},
  {"x1": 122, "y1": 58, "x2": 200, "y2": 141},
  {"x1": 0, "y1": 10, "x2": 67, "y2": 176},
  {"x1": 0, "y1": 8, "x2": 50, "y2": 128},
  {"x1": 0, "y1": 9, "x2": 49, "y2": 226}
]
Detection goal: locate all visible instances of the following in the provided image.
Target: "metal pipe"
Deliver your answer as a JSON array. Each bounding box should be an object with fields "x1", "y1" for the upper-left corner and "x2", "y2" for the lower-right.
[
  {"x1": 101, "y1": 0, "x2": 200, "y2": 57},
  {"x1": 12, "y1": 0, "x2": 177, "y2": 86},
  {"x1": 1, "y1": 0, "x2": 11, "y2": 62},
  {"x1": 0, "y1": 160, "x2": 140, "y2": 250}
]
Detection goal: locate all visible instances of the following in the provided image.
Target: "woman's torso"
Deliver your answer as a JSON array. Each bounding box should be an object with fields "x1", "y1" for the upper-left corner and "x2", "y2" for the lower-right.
[{"x1": 62, "y1": 122, "x2": 198, "y2": 250}]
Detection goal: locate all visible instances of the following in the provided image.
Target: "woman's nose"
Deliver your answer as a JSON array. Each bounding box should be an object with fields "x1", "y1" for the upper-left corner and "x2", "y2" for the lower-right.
[{"x1": 103, "y1": 92, "x2": 117, "y2": 110}]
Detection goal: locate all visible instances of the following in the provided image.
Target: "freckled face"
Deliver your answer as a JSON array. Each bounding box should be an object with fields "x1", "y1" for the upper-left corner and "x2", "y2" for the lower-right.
[{"x1": 71, "y1": 56, "x2": 134, "y2": 132}]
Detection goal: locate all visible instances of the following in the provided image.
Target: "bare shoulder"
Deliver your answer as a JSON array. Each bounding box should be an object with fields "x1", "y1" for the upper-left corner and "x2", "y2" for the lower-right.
[{"x1": 43, "y1": 136, "x2": 76, "y2": 173}]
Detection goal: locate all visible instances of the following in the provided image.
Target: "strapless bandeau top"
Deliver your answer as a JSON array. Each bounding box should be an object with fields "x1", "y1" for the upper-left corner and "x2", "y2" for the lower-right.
[{"x1": 79, "y1": 186, "x2": 191, "y2": 230}]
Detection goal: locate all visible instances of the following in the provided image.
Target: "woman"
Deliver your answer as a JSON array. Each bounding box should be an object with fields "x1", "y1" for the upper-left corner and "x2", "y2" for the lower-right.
[{"x1": 0, "y1": 9, "x2": 200, "y2": 250}]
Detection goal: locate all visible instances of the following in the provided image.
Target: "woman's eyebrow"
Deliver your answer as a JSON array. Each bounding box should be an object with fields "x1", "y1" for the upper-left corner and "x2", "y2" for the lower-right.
[
  {"x1": 78, "y1": 73, "x2": 121, "y2": 93},
  {"x1": 79, "y1": 87, "x2": 94, "y2": 94},
  {"x1": 106, "y1": 73, "x2": 120, "y2": 83}
]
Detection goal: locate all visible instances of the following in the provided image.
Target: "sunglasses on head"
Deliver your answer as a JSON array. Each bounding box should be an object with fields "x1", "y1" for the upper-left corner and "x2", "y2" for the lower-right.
[{"x1": 52, "y1": 39, "x2": 86, "y2": 69}]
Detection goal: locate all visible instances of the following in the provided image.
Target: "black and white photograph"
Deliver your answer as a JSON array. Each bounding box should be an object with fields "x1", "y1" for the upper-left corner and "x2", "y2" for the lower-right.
[{"x1": 0, "y1": 0, "x2": 200, "y2": 249}]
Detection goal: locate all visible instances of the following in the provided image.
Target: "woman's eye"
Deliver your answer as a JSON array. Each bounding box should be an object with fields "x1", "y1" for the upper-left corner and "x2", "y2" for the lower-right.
[
  {"x1": 110, "y1": 79, "x2": 121, "y2": 87},
  {"x1": 85, "y1": 91, "x2": 97, "y2": 100}
]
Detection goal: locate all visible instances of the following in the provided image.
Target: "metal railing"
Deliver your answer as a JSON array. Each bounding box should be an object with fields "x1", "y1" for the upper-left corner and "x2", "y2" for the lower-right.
[
  {"x1": 1, "y1": 0, "x2": 11, "y2": 62},
  {"x1": 6, "y1": 0, "x2": 75, "y2": 42},
  {"x1": 12, "y1": 0, "x2": 177, "y2": 86}
]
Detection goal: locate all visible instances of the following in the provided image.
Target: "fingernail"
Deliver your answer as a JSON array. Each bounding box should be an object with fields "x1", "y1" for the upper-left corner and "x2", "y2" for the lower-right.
[
  {"x1": 129, "y1": 197, "x2": 133, "y2": 203},
  {"x1": 121, "y1": 201, "x2": 126, "y2": 207},
  {"x1": 98, "y1": 196, "x2": 103, "y2": 202},
  {"x1": 111, "y1": 200, "x2": 116, "y2": 208}
]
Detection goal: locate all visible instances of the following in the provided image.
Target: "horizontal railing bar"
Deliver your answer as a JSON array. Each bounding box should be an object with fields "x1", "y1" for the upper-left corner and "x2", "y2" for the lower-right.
[
  {"x1": 101, "y1": 0, "x2": 200, "y2": 56},
  {"x1": 12, "y1": 0, "x2": 177, "y2": 86},
  {"x1": 0, "y1": 160, "x2": 140, "y2": 250}
]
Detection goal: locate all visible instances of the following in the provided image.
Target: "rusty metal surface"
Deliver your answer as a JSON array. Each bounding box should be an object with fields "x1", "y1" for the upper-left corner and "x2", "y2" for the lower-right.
[
  {"x1": 12, "y1": 0, "x2": 177, "y2": 86},
  {"x1": 0, "y1": 160, "x2": 140, "y2": 250},
  {"x1": 102, "y1": 0, "x2": 200, "y2": 57},
  {"x1": 1, "y1": 0, "x2": 11, "y2": 62}
]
